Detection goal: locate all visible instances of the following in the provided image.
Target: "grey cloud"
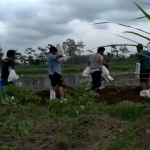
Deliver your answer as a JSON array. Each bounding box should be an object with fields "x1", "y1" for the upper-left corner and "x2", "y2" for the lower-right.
[
  {"x1": 45, "y1": 0, "x2": 150, "y2": 22},
  {"x1": 0, "y1": 0, "x2": 150, "y2": 52}
]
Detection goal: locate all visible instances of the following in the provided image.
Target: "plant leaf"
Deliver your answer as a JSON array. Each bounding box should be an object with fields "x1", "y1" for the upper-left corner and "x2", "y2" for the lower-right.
[
  {"x1": 102, "y1": 44, "x2": 136, "y2": 47},
  {"x1": 94, "y1": 22, "x2": 150, "y2": 35},
  {"x1": 133, "y1": 1, "x2": 150, "y2": 20},
  {"x1": 131, "y1": 16, "x2": 146, "y2": 21},
  {"x1": 98, "y1": 31, "x2": 138, "y2": 43},
  {"x1": 123, "y1": 31, "x2": 150, "y2": 41},
  {"x1": 144, "y1": 3, "x2": 150, "y2": 5}
]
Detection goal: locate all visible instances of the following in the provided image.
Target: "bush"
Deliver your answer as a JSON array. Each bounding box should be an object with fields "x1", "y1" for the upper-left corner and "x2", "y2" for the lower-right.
[
  {"x1": 48, "y1": 85, "x2": 95, "y2": 118},
  {"x1": 0, "y1": 85, "x2": 40, "y2": 106}
]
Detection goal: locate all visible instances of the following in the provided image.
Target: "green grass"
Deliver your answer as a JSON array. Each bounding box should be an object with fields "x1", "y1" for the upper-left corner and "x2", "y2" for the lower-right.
[
  {"x1": 107, "y1": 125, "x2": 137, "y2": 150},
  {"x1": 0, "y1": 62, "x2": 135, "y2": 75},
  {"x1": 1, "y1": 82, "x2": 150, "y2": 150},
  {"x1": 0, "y1": 100, "x2": 150, "y2": 150}
]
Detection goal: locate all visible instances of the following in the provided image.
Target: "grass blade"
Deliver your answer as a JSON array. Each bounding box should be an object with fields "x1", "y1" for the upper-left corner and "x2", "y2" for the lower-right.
[
  {"x1": 144, "y1": 3, "x2": 150, "y2": 5},
  {"x1": 123, "y1": 31, "x2": 150, "y2": 41},
  {"x1": 131, "y1": 16, "x2": 146, "y2": 21},
  {"x1": 94, "y1": 22, "x2": 150, "y2": 35},
  {"x1": 98, "y1": 31, "x2": 138, "y2": 43},
  {"x1": 133, "y1": 1, "x2": 150, "y2": 20}
]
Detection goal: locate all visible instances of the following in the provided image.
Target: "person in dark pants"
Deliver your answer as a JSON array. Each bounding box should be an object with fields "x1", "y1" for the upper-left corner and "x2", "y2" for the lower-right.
[
  {"x1": 136, "y1": 43, "x2": 150, "y2": 90},
  {"x1": 1, "y1": 50, "x2": 16, "y2": 99},
  {"x1": 1, "y1": 50, "x2": 16, "y2": 86},
  {"x1": 47, "y1": 46, "x2": 66, "y2": 100},
  {"x1": 88, "y1": 47, "x2": 105, "y2": 92}
]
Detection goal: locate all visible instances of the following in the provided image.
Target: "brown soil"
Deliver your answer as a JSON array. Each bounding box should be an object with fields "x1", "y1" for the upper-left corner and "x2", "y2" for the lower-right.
[
  {"x1": 35, "y1": 86, "x2": 150, "y2": 105},
  {"x1": 95, "y1": 86, "x2": 150, "y2": 105},
  {"x1": 0, "y1": 115, "x2": 126, "y2": 150}
]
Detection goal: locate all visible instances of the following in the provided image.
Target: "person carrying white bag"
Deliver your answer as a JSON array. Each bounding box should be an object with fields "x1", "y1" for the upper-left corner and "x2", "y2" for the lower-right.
[
  {"x1": 47, "y1": 45, "x2": 67, "y2": 101},
  {"x1": 135, "y1": 43, "x2": 150, "y2": 98},
  {"x1": 88, "y1": 47, "x2": 105, "y2": 92},
  {"x1": 1, "y1": 50, "x2": 19, "y2": 86},
  {"x1": 83, "y1": 47, "x2": 114, "y2": 91}
]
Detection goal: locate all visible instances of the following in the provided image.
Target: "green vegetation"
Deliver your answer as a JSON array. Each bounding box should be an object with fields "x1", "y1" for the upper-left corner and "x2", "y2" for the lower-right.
[
  {"x1": 0, "y1": 85, "x2": 150, "y2": 150},
  {"x1": 1, "y1": 1, "x2": 150, "y2": 150},
  {"x1": 0, "y1": 62, "x2": 135, "y2": 75}
]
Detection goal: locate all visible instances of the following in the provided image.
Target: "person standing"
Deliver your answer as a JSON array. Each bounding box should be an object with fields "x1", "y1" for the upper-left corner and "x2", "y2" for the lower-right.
[
  {"x1": 1, "y1": 50, "x2": 16, "y2": 86},
  {"x1": 47, "y1": 46, "x2": 66, "y2": 100},
  {"x1": 136, "y1": 43, "x2": 150, "y2": 91},
  {"x1": 88, "y1": 47, "x2": 105, "y2": 92}
]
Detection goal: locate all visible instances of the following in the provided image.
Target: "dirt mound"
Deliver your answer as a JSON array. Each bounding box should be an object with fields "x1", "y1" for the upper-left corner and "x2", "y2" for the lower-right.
[
  {"x1": 96, "y1": 86, "x2": 150, "y2": 105},
  {"x1": 35, "y1": 86, "x2": 150, "y2": 105}
]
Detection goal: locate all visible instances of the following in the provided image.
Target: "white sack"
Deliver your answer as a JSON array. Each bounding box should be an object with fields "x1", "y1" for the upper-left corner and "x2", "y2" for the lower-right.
[
  {"x1": 140, "y1": 90, "x2": 150, "y2": 98},
  {"x1": 58, "y1": 57, "x2": 67, "y2": 63},
  {"x1": 135, "y1": 63, "x2": 140, "y2": 79},
  {"x1": 101, "y1": 66, "x2": 114, "y2": 82},
  {"x1": 50, "y1": 90, "x2": 56, "y2": 100},
  {"x1": 101, "y1": 66, "x2": 109, "y2": 76},
  {"x1": 82, "y1": 66, "x2": 90, "y2": 77},
  {"x1": 135, "y1": 63, "x2": 140, "y2": 75},
  {"x1": 56, "y1": 44, "x2": 64, "y2": 56},
  {"x1": 100, "y1": 80, "x2": 105, "y2": 89},
  {"x1": 8, "y1": 69, "x2": 19, "y2": 82},
  {"x1": 103, "y1": 75, "x2": 114, "y2": 82}
]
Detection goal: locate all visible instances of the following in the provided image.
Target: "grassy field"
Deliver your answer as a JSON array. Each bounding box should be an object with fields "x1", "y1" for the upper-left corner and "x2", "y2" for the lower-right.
[
  {"x1": 10, "y1": 62, "x2": 135, "y2": 75},
  {"x1": 0, "y1": 85, "x2": 150, "y2": 150},
  {"x1": 1, "y1": 103, "x2": 150, "y2": 150}
]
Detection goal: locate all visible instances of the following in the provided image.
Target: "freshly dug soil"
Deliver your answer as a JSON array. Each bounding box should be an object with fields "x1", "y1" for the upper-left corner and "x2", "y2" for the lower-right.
[
  {"x1": 35, "y1": 86, "x2": 150, "y2": 105},
  {"x1": 95, "y1": 86, "x2": 150, "y2": 105}
]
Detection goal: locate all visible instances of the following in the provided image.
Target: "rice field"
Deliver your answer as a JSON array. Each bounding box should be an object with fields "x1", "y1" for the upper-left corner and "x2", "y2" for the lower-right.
[{"x1": 6, "y1": 62, "x2": 135, "y2": 75}]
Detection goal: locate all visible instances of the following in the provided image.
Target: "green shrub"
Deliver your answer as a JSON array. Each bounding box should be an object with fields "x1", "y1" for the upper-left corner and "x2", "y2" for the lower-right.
[
  {"x1": 48, "y1": 85, "x2": 95, "y2": 118},
  {"x1": 0, "y1": 85, "x2": 40, "y2": 106}
]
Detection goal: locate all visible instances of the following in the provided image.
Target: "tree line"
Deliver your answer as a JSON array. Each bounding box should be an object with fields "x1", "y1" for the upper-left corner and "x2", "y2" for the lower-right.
[{"x1": 0, "y1": 38, "x2": 136, "y2": 65}]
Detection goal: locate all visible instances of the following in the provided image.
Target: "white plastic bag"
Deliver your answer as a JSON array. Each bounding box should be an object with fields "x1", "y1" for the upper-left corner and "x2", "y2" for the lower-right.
[
  {"x1": 82, "y1": 66, "x2": 90, "y2": 77},
  {"x1": 101, "y1": 66, "x2": 114, "y2": 82},
  {"x1": 56, "y1": 44, "x2": 64, "y2": 56},
  {"x1": 140, "y1": 90, "x2": 150, "y2": 98},
  {"x1": 103, "y1": 75, "x2": 114, "y2": 82},
  {"x1": 100, "y1": 80, "x2": 105, "y2": 89},
  {"x1": 58, "y1": 57, "x2": 67, "y2": 63},
  {"x1": 50, "y1": 90, "x2": 56, "y2": 100},
  {"x1": 135, "y1": 63, "x2": 140, "y2": 78},
  {"x1": 8, "y1": 69, "x2": 19, "y2": 82},
  {"x1": 101, "y1": 66, "x2": 109, "y2": 76}
]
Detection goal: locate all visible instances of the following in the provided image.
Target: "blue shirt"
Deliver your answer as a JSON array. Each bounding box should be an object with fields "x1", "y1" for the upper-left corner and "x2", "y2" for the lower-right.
[
  {"x1": 138, "y1": 50, "x2": 150, "y2": 71},
  {"x1": 47, "y1": 54, "x2": 61, "y2": 75}
]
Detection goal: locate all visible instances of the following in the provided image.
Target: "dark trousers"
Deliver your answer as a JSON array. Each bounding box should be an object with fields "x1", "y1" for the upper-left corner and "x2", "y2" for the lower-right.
[
  {"x1": 91, "y1": 71, "x2": 102, "y2": 91},
  {"x1": 140, "y1": 68, "x2": 150, "y2": 83}
]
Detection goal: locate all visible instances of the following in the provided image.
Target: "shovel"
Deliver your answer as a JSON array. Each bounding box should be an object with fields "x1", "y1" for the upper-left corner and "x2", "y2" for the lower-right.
[{"x1": 105, "y1": 76, "x2": 120, "y2": 94}]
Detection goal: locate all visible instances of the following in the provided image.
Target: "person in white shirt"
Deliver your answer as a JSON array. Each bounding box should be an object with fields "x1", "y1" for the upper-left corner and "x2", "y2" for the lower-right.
[{"x1": 88, "y1": 47, "x2": 105, "y2": 92}]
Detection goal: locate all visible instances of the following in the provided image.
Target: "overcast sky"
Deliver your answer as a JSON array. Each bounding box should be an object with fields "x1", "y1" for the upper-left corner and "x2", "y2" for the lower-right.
[{"x1": 0, "y1": 0, "x2": 150, "y2": 56}]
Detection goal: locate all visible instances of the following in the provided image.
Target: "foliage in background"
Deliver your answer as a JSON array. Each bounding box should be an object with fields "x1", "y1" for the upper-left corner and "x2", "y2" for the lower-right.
[{"x1": 62, "y1": 38, "x2": 85, "y2": 64}]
